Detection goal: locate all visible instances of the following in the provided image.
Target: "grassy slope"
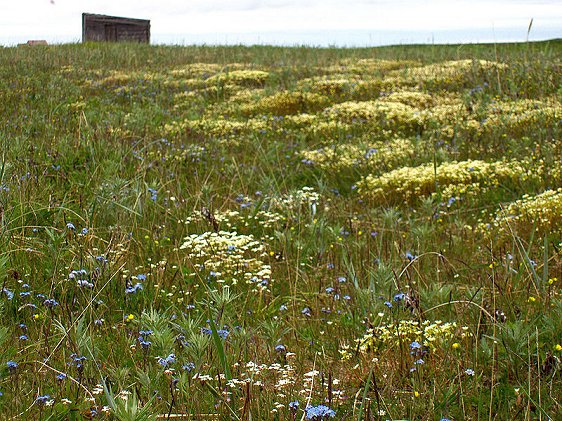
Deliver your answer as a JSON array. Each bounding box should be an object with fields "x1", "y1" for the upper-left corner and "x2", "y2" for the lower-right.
[{"x1": 0, "y1": 40, "x2": 560, "y2": 420}]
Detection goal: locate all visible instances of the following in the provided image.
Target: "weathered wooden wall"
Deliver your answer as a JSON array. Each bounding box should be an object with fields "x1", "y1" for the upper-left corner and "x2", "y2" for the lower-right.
[{"x1": 82, "y1": 14, "x2": 150, "y2": 43}]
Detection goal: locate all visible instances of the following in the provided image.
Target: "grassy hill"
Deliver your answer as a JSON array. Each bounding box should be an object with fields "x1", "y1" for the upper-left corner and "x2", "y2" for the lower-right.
[{"x1": 0, "y1": 40, "x2": 560, "y2": 419}]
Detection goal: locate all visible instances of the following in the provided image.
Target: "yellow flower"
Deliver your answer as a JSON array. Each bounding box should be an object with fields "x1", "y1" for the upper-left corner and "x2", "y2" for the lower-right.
[
  {"x1": 528, "y1": 297, "x2": 536, "y2": 303},
  {"x1": 452, "y1": 342, "x2": 460, "y2": 349},
  {"x1": 555, "y1": 344, "x2": 562, "y2": 352},
  {"x1": 414, "y1": 391, "x2": 420, "y2": 398},
  {"x1": 126, "y1": 314, "x2": 135, "y2": 322}
]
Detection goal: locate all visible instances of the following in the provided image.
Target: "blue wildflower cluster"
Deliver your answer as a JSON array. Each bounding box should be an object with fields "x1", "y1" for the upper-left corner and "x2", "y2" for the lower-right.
[
  {"x1": 138, "y1": 329, "x2": 153, "y2": 350},
  {"x1": 126, "y1": 283, "x2": 144, "y2": 294},
  {"x1": 201, "y1": 326, "x2": 230, "y2": 339},
  {"x1": 157, "y1": 354, "x2": 176, "y2": 367},
  {"x1": 305, "y1": 404, "x2": 336, "y2": 420},
  {"x1": 148, "y1": 187, "x2": 158, "y2": 202}
]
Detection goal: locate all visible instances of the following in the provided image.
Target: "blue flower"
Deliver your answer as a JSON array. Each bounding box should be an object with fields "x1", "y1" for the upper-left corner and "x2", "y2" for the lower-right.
[
  {"x1": 305, "y1": 404, "x2": 336, "y2": 419},
  {"x1": 19, "y1": 335, "x2": 28, "y2": 341},
  {"x1": 384, "y1": 301, "x2": 393, "y2": 308},
  {"x1": 2, "y1": 288, "x2": 14, "y2": 300},
  {"x1": 393, "y1": 292, "x2": 405, "y2": 302},
  {"x1": 410, "y1": 341, "x2": 422, "y2": 350},
  {"x1": 136, "y1": 274, "x2": 147, "y2": 281},
  {"x1": 275, "y1": 344, "x2": 286, "y2": 352},
  {"x1": 125, "y1": 283, "x2": 143, "y2": 294},
  {"x1": 157, "y1": 354, "x2": 176, "y2": 367},
  {"x1": 80, "y1": 228, "x2": 89, "y2": 235},
  {"x1": 77, "y1": 279, "x2": 94, "y2": 289},
  {"x1": 56, "y1": 373, "x2": 67, "y2": 381},
  {"x1": 35, "y1": 395, "x2": 51, "y2": 406},
  {"x1": 364, "y1": 147, "x2": 378, "y2": 159},
  {"x1": 69, "y1": 354, "x2": 86, "y2": 370},
  {"x1": 7, "y1": 361, "x2": 18, "y2": 372},
  {"x1": 289, "y1": 400, "x2": 299, "y2": 410},
  {"x1": 43, "y1": 298, "x2": 59, "y2": 308},
  {"x1": 217, "y1": 329, "x2": 229, "y2": 340},
  {"x1": 148, "y1": 188, "x2": 158, "y2": 202},
  {"x1": 325, "y1": 287, "x2": 335, "y2": 294},
  {"x1": 182, "y1": 362, "x2": 195, "y2": 372},
  {"x1": 66, "y1": 222, "x2": 75, "y2": 230},
  {"x1": 301, "y1": 307, "x2": 312, "y2": 316}
]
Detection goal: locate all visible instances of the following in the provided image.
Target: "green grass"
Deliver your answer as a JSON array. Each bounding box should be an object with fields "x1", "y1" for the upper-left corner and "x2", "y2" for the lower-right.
[{"x1": 0, "y1": 39, "x2": 560, "y2": 420}]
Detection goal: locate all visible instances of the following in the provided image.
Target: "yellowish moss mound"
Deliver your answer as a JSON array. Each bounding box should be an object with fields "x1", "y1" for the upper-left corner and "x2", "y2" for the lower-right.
[
  {"x1": 482, "y1": 189, "x2": 562, "y2": 238},
  {"x1": 357, "y1": 159, "x2": 527, "y2": 203}
]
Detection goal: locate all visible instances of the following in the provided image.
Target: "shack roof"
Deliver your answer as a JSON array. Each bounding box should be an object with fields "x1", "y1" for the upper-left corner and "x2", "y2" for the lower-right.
[{"x1": 82, "y1": 13, "x2": 150, "y2": 26}]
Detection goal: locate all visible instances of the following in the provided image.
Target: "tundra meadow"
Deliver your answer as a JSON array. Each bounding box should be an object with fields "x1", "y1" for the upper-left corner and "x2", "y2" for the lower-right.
[{"x1": 0, "y1": 40, "x2": 560, "y2": 420}]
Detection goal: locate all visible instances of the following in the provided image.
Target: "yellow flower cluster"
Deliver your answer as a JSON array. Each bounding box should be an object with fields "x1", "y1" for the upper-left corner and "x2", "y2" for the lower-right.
[
  {"x1": 173, "y1": 84, "x2": 244, "y2": 109},
  {"x1": 297, "y1": 76, "x2": 384, "y2": 100},
  {"x1": 301, "y1": 120, "x2": 354, "y2": 137},
  {"x1": 299, "y1": 77, "x2": 359, "y2": 96},
  {"x1": 179, "y1": 231, "x2": 272, "y2": 291},
  {"x1": 480, "y1": 98, "x2": 561, "y2": 136},
  {"x1": 325, "y1": 100, "x2": 423, "y2": 132},
  {"x1": 96, "y1": 70, "x2": 135, "y2": 87},
  {"x1": 353, "y1": 319, "x2": 471, "y2": 353},
  {"x1": 299, "y1": 138, "x2": 414, "y2": 172},
  {"x1": 205, "y1": 70, "x2": 270, "y2": 87},
  {"x1": 351, "y1": 58, "x2": 421, "y2": 72},
  {"x1": 169, "y1": 63, "x2": 225, "y2": 78},
  {"x1": 280, "y1": 113, "x2": 318, "y2": 127},
  {"x1": 379, "y1": 90, "x2": 435, "y2": 108},
  {"x1": 240, "y1": 91, "x2": 331, "y2": 116},
  {"x1": 145, "y1": 144, "x2": 206, "y2": 162},
  {"x1": 326, "y1": 58, "x2": 420, "y2": 74},
  {"x1": 164, "y1": 117, "x2": 268, "y2": 141},
  {"x1": 389, "y1": 59, "x2": 507, "y2": 87},
  {"x1": 483, "y1": 188, "x2": 562, "y2": 237},
  {"x1": 357, "y1": 159, "x2": 526, "y2": 203}
]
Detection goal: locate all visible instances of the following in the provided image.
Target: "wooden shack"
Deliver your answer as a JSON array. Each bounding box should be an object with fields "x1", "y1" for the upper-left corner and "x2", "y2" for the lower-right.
[{"x1": 82, "y1": 13, "x2": 150, "y2": 43}]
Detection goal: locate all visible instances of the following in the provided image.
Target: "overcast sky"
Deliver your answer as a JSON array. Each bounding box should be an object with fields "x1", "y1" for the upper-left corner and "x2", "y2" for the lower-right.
[{"x1": 1, "y1": 0, "x2": 561, "y2": 45}]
